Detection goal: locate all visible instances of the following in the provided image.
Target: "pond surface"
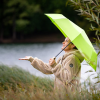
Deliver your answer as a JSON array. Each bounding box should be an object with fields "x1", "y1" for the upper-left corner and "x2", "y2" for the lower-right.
[{"x1": 0, "y1": 43, "x2": 100, "y2": 84}]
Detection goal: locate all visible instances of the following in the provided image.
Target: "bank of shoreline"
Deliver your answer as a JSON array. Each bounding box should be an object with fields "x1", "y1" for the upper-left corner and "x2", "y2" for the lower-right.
[
  {"x1": 0, "y1": 35, "x2": 64, "y2": 44},
  {"x1": 0, "y1": 35, "x2": 95, "y2": 44}
]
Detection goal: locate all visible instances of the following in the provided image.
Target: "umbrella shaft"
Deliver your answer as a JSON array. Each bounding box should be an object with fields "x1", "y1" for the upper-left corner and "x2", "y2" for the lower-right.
[{"x1": 55, "y1": 42, "x2": 71, "y2": 58}]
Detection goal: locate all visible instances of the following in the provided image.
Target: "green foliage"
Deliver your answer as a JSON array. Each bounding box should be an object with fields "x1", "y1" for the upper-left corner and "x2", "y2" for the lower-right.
[
  {"x1": 68, "y1": 0, "x2": 100, "y2": 38},
  {"x1": 0, "y1": 0, "x2": 88, "y2": 40},
  {"x1": 16, "y1": 19, "x2": 30, "y2": 32},
  {"x1": 0, "y1": 0, "x2": 41, "y2": 38}
]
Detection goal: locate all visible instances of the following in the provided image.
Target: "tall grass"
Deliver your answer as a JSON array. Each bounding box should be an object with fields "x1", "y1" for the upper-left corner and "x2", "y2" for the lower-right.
[{"x1": 0, "y1": 64, "x2": 100, "y2": 100}]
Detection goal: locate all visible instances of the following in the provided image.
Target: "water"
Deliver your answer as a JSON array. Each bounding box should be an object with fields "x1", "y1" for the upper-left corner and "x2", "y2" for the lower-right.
[{"x1": 0, "y1": 43, "x2": 100, "y2": 84}]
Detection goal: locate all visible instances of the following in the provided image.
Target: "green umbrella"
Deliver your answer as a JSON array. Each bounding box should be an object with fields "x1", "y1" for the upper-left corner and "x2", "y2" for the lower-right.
[{"x1": 45, "y1": 14, "x2": 97, "y2": 71}]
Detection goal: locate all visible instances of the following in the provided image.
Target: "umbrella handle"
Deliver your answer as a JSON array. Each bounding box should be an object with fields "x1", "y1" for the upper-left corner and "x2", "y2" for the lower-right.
[{"x1": 54, "y1": 42, "x2": 72, "y2": 59}]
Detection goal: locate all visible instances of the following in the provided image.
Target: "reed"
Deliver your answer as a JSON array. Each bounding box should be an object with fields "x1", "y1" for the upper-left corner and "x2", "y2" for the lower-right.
[{"x1": 0, "y1": 64, "x2": 100, "y2": 100}]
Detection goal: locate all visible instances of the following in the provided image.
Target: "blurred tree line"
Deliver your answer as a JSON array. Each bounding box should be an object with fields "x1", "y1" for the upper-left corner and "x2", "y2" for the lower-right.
[{"x1": 0, "y1": 0, "x2": 91, "y2": 42}]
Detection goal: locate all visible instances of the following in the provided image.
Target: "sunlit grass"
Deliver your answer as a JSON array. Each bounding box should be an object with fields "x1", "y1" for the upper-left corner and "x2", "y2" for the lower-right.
[{"x1": 0, "y1": 64, "x2": 100, "y2": 100}]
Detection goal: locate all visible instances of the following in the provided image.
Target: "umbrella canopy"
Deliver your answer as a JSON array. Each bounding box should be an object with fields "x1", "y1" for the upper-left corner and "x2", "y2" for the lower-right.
[{"x1": 45, "y1": 14, "x2": 97, "y2": 71}]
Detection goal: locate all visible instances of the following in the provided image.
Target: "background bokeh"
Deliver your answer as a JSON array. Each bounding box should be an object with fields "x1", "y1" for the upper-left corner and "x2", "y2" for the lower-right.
[{"x1": 0, "y1": 0, "x2": 94, "y2": 43}]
